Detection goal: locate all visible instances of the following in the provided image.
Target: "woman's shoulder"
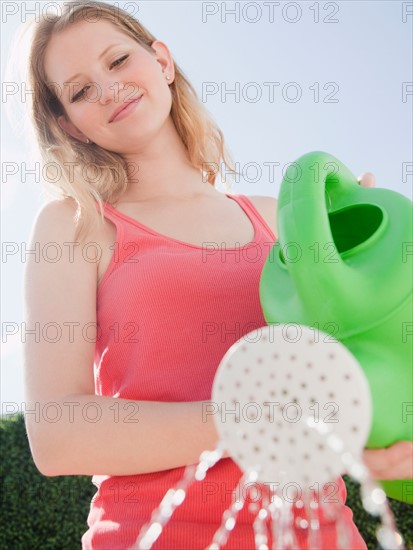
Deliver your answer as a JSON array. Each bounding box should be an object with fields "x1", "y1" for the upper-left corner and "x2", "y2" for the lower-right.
[
  {"x1": 32, "y1": 197, "x2": 98, "y2": 243},
  {"x1": 26, "y1": 196, "x2": 99, "y2": 293},
  {"x1": 246, "y1": 194, "x2": 277, "y2": 209},
  {"x1": 31, "y1": 198, "x2": 78, "y2": 239},
  {"x1": 34, "y1": 196, "x2": 78, "y2": 222},
  {"x1": 244, "y1": 194, "x2": 278, "y2": 238}
]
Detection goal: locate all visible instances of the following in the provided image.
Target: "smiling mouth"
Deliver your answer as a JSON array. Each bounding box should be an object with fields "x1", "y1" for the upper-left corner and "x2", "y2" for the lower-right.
[{"x1": 110, "y1": 95, "x2": 143, "y2": 123}]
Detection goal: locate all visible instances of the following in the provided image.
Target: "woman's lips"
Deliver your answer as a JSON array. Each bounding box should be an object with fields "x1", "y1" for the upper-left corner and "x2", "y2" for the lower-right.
[{"x1": 110, "y1": 96, "x2": 143, "y2": 123}]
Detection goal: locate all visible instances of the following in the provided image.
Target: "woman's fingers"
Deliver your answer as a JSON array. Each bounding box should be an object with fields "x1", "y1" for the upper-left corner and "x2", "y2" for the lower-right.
[
  {"x1": 357, "y1": 171, "x2": 376, "y2": 187},
  {"x1": 362, "y1": 441, "x2": 413, "y2": 479}
]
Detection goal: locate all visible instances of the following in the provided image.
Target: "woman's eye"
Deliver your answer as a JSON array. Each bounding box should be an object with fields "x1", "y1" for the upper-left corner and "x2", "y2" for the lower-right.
[
  {"x1": 71, "y1": 86, "x2": 90, "y2": 103},
  {"x1": 110, "y1": 54, "x2": 129, "y2": 69},
  {"x1": 70, "y1": 55, "x2": 129, "y2": 102}
]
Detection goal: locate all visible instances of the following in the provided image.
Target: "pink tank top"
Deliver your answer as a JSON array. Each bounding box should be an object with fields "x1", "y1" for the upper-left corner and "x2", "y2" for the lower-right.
[{"x1": 81, "y1": 193, "x2": 366, "y2": 550}]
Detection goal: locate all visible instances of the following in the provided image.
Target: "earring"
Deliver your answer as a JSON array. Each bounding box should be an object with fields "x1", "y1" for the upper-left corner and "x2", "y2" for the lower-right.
[
  {"x1": 165, "y1": 75, "x2": 170, "y2": 81},
  {"x1": 85, "y1": 138, "x2": 90, "y2": 144}
]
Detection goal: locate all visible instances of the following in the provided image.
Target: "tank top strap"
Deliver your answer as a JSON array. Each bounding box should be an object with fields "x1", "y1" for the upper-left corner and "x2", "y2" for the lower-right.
[
  {"x1": 93, "y1": 199, "x2": 124, "y2": 226},
  {"x1": 93, "y1": 195, "x2": 277, "y2": 244},
  {"x1": 226, "y1": 193, "x2": 277, "y2": 242},
  {"x1": 93, "y1": 199, "x2": 126, "y2": 244}
]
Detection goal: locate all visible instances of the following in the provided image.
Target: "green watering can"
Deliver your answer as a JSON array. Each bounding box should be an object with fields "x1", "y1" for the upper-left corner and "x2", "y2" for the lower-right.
[{"x1": 259, "y1": 151, "x2": 413, "y2": 504}]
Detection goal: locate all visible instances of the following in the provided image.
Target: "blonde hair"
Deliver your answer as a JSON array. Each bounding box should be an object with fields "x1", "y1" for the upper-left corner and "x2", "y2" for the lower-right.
[{"x1": 25, "y1": 0, "x2": 238, "y2": 242}]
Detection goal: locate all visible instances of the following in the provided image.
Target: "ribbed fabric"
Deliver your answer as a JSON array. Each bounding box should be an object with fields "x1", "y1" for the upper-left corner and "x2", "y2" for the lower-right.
[{"x1": 81, "y1": 193, "x2": 367, "y2": 550}]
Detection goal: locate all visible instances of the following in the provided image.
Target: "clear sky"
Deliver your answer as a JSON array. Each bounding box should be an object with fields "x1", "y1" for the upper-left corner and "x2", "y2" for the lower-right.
[{"x1": 1, "y1": 0, "x2": 412, "y2": 414}]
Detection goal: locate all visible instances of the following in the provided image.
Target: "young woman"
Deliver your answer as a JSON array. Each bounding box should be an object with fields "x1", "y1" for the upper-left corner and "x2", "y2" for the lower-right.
[{"x1": 22, "y1": 1, "x2": 412, "y2": 549}]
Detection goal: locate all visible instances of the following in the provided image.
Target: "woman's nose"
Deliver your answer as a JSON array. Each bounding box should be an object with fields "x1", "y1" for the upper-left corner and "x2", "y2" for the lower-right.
[{"x1": 98, "y1": 80, "x2": 122, "y2": 104}]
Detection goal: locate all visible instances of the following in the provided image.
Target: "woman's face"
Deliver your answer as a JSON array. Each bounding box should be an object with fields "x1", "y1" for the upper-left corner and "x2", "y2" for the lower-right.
[{"x1": 44, "y1": 19, "x2": 174, "y2": 153}]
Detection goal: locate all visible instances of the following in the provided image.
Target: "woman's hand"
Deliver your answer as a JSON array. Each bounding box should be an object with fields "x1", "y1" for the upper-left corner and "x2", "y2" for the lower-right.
[
  {"x1": 362, "y1": 441, "x2": 413, "y2": 480},
  {"x1": 357, "y1": 171, "x2": 376, "y2": 187}
]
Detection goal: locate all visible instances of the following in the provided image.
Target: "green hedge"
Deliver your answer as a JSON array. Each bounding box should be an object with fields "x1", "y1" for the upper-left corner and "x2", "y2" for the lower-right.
[{"x1": 1, "y1": 413, "x2": 412, "y2": 549}]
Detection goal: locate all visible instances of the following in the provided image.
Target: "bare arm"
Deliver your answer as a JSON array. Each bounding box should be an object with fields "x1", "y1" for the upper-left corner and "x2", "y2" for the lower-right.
[
  {"x1": 31, "y1": 394, "x2": 220, "y2": 477},
  {"x1": 23, "y1": 199, "x2": 222, "y2": 477}
]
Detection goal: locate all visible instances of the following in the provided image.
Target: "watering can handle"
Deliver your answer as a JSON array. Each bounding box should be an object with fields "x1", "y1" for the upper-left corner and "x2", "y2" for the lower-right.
[{"x1": 277, "y1": 151, "x2": 365, "y2": 316}]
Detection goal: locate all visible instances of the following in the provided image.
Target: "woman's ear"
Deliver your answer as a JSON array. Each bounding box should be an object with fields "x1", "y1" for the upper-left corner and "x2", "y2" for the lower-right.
[
  {"x1": 57, "y1": 115, "x2": 88, "y2": 142},
  {"x1": 150, "y1": 40, "x2": 175, "y2": 83}
]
